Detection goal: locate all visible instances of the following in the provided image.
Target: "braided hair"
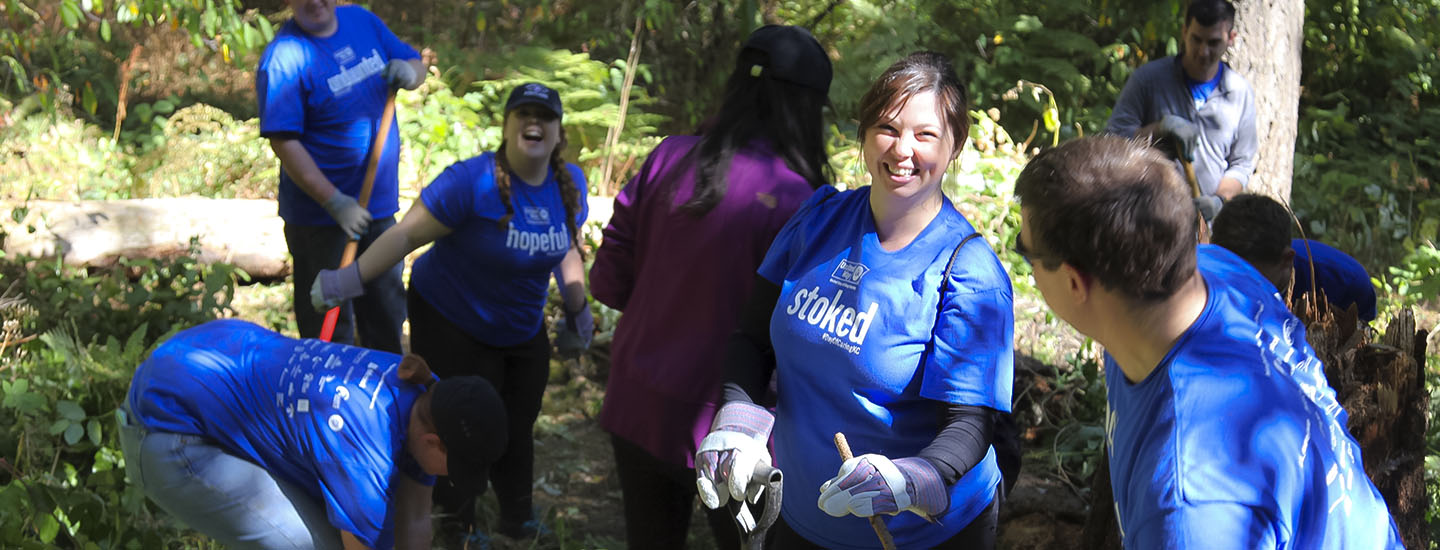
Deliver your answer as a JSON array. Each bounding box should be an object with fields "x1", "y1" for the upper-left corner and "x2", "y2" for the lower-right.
[{"x1": 492, "y1": 130, "x2": 584, "y2": 258}]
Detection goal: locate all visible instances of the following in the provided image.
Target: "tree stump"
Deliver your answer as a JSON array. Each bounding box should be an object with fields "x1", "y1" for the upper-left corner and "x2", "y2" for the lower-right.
[{"x1": 1300, "y1": 297, "x2": 1430, "y2": 550}]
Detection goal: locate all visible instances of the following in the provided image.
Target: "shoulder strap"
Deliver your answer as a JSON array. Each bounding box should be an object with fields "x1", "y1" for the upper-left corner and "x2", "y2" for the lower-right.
[
  {"x1": 938, "y1": 231, "x2": 984, "y2": 299},
  {"x1": 920, "y1": 229, "x2": 986, "y2": 367}
]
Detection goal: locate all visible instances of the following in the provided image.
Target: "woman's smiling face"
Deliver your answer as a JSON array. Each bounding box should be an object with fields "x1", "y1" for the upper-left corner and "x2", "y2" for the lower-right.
[
  {"x1": 862, "y1": 90, "x2": 957, "y2": 202},
  {"x1": 503, "y1": 105, "x2": 562, "y2": 165}
]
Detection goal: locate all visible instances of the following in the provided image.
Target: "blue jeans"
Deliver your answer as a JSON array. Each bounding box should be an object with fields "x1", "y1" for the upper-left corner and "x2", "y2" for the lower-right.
[
  {"x1": 116, "y1": 404, "x2": 342, "y2": 549},
  {"x1": 284, "y1": 216, "x2": 406, "y2": 352}
]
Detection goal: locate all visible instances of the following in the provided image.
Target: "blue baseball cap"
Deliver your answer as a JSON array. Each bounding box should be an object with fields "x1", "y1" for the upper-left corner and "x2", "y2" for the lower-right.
[{"x1": 504, "y1": 82, "x2": 563, "y2": 119}]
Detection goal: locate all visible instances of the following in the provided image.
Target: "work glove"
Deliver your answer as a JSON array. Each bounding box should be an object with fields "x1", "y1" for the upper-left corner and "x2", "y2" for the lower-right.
[
  {"x1": 383, "y1": 59, "x2": 421, "y2": 90},
  {"x1": 321, "y1": 192, "x2": 371, "y2": 240},
  {"x1": 310, "y1": 263, "x2": 365, "y2": 312},
  {"x1": 1193, "y1": 195, "x2": 1224, "y2": 223},
  {"x1": 696, "y1": 402, "x2": 775, "y2": 509},
  {"x1": 818, "y1": 454, "x2": 947, "y2": 519},
  {"x1": 1158, "y1": 114, "x2": 1199, "y2": 162},
  {"x1": 554, "y1": 302, "x2": 594, "y2": 359}
]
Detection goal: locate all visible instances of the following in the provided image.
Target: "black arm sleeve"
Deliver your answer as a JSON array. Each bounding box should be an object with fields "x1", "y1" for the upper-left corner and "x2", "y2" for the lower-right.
[
  {"x1": 721, "y1": 275, "x2": 781, "y2": 405},
  {"x1": 917, "y1": 402, "x2": 995, "y2": 485}
]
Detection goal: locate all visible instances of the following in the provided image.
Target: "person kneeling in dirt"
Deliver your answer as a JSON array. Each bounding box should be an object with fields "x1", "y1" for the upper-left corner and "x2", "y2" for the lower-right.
[
  {"x1": 117, "y1": 319, "x2": 507, "y2": 550},
  {"x1": 1013, "y1": 136, "x2": 1401, "y2": 549},
  {"x1": 1210, "y1": 192, "x2": 1377, "y2": 323}
]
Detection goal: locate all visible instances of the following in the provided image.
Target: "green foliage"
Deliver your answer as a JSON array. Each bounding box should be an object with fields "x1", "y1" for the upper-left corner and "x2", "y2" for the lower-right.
[
  {"x1": 0, "y1": 248, "x2": 240, "y2": 548},
  {"x1": 1291, "y1": 0, "x2": 1440, "y2": 281},
  {"x1": 408, "y1": 45, "x2": 667, "y2": 193},
  {"x1": 128, "y1": 103, "x2": 275, "y2": 199},
  {"x1": 2, "y1": 249, "x2": 242, "y2": 347},
  {"x1": 1, "y1": 0, "x2": 269, "y2": 124}
]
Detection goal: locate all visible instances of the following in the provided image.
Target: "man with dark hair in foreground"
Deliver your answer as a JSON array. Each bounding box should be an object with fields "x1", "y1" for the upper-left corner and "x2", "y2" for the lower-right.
[{"x1": 1013, "y1": 136, "x2": 1400, "y2": 549}]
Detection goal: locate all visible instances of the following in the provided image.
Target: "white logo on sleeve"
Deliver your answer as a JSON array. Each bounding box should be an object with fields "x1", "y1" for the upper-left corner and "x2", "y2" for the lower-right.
[{"x1": 829, "y1": 260, "x2": 870, "y2": 290}]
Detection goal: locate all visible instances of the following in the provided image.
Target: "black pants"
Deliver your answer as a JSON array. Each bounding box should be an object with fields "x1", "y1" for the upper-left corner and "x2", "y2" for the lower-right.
[
  {"x1": 408, "y1": 287, "x2": 550, "y2": 530},
  {"x1": 610, "y1": 434, "x2": 740, "y2": 550},
  {"x1": 283, "y1": 217, "x2": 405, "y2": 353},
  {"x1": 766, "y1": 491, "x2": 1000, "y2": 550}
]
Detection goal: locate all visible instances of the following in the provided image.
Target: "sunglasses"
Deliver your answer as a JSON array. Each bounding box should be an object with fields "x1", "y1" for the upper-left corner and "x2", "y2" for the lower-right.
[{"x1": 1013, "y1": 226, "x2": 1046, "y2": 267}]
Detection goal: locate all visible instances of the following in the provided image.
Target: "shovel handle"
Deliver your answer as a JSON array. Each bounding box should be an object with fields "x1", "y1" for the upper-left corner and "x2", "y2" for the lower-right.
[
  {"x1": 319, "y1": 91, "x2": 396, "y2": 342},
  {"x1": 834, "y1": 433, "x2": 897, "y2": 550},
  {"x1": 1178, "y1": 152, "x2": 1210, "y2": 244}
]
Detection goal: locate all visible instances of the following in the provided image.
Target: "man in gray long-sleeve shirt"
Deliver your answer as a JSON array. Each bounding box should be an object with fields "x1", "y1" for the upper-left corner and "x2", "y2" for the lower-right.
[{"x1": 1105, "y1": 0, "x2": 1257, "y2": 223}]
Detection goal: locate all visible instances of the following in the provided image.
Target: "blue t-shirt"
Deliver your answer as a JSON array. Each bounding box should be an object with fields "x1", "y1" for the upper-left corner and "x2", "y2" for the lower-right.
[
  {"x1": 1292, "y1": 238, "x2": 1376, "y2": 322},
  {"x1": 757, "y1": 187, "x2": 1015, "y2": 549},
  {"x1": 257, "y1": 6, "x2": 419, "y2": 225},
  {"x1": 128, "y1": 320, "x2": 433, "y2": 550},
  {"x1": 410, "y1": 153, "x2": 589, "y2": 346},
  {"x1": 1105, "y1": 246, "x2": 1402, "y2": 549},
  {"x1": 1186, "y1": 63, "x2": 1225, "y2": 110}
]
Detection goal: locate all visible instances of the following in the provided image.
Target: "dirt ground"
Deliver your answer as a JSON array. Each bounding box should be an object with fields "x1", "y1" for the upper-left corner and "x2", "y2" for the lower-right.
[{"x1": 445, "y1": 349, "x2": 1091, "y2": 550}]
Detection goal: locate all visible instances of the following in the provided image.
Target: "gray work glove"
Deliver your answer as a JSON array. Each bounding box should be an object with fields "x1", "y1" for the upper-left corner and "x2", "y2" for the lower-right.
[
  {"x1": 554, "y1": 302, "x2": 594, "y2": 360},
  {"x1": 321, "y1": 192, "x2": 371, "y2": 240},
  {"x1": 1194, "y1": 195, "x2": 1223, "y2": 223},
  {"x1": 1158, "y1": 114, "x2": 1199, "y2": 162},
  {"x1": 310, "y1": 263, "x2": 365, "y2": 312},
  {"x1": 383, "y1": 59, "x2": 421, "y2": 90}
]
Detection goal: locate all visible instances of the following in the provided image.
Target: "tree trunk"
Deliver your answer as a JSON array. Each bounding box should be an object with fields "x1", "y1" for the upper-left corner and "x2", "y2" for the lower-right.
[{"x1": 1226, "y1": 0, "x2": 1304, "y2": 201}]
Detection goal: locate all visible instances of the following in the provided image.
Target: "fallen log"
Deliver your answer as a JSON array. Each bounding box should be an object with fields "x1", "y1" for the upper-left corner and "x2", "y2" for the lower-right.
[{"x1": 1, "y1": 199, "x2": 290, "y2": 281}]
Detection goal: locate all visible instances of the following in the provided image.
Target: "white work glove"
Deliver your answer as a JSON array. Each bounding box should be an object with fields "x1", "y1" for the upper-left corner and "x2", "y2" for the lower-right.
[
  {"x1": 818, "y1": 454, "x2": 947, "y2": 518},
  {"x1": 321, "y1": 192, "x2": 371, "y2": 240},
  {"x1": 310, "y1": 263, "x2": 365, "y2": 312},
  {"x1": 383, "y1": 59, "x2": 421, "y2": 90},
  {"x1": 696, "y1": 401, "x2": 775, "y2": 509}
]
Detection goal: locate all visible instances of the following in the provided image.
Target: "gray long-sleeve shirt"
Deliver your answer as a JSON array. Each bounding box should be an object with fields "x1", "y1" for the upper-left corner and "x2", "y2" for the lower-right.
[{"x1": 1105, "y1": 56, "x2": 1258, "y2": 196}]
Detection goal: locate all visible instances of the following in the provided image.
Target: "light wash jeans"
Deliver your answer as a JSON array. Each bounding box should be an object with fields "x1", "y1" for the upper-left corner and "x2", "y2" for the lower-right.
[{"x1": 116, "y1": 403, "x2": 343, "y2": 549}]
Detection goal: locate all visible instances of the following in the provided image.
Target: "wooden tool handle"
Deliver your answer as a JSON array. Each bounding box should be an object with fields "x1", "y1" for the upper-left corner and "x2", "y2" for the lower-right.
[
  {"x1": 833, "y1": 432, "x2": 897, "y2": 550},
  {"x1": 319, "y1": 92, "x2": 397, "y2": 342}
]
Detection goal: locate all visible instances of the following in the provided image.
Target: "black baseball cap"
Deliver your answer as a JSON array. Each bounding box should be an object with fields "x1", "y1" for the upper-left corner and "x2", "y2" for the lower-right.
[
  {"x1": 430, "y1": 376, "x2": 508, "y2": 493},
  {"x1": 504, "y1": 82, "x2": 564, "y2": 119},
  {"x1": 741, "y1": 25, "x2": 832, "y2": 94}
]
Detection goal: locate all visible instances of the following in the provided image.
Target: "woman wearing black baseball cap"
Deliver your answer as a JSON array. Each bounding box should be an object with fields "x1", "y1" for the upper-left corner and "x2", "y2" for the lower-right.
[{"x1": 310, "y1": 81, "x2": 592, "y2": 542}]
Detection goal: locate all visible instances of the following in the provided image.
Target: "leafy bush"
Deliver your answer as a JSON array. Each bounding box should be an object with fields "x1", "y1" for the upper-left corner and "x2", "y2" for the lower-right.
[
  {"x1": 0, "y1": 248, "x2": 241, "y2": 548},
  {"x1": 5, "y1": 252, "x2": 242, "y2": 347}
]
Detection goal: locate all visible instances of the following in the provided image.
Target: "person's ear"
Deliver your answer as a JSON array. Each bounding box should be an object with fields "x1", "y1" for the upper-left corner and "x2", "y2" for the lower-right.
[
  {"x1": 421, "y1": 432, "x2": 449, "y2": 476},
  {"x1": 1062, "y1": 263, "x2": 1093, "y2": 304},
  {"x1": 398, "y1": 354, "x2": 434, "y2": 386},
  {"x1": 1281, "y1": 247, "x2": 1296, "y2": 264}
]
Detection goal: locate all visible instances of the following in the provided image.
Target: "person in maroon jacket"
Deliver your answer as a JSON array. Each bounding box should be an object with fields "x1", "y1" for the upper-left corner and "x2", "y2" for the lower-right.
[{"x1": 588, "y1": 25, "x2": 833, "y2": 550}]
